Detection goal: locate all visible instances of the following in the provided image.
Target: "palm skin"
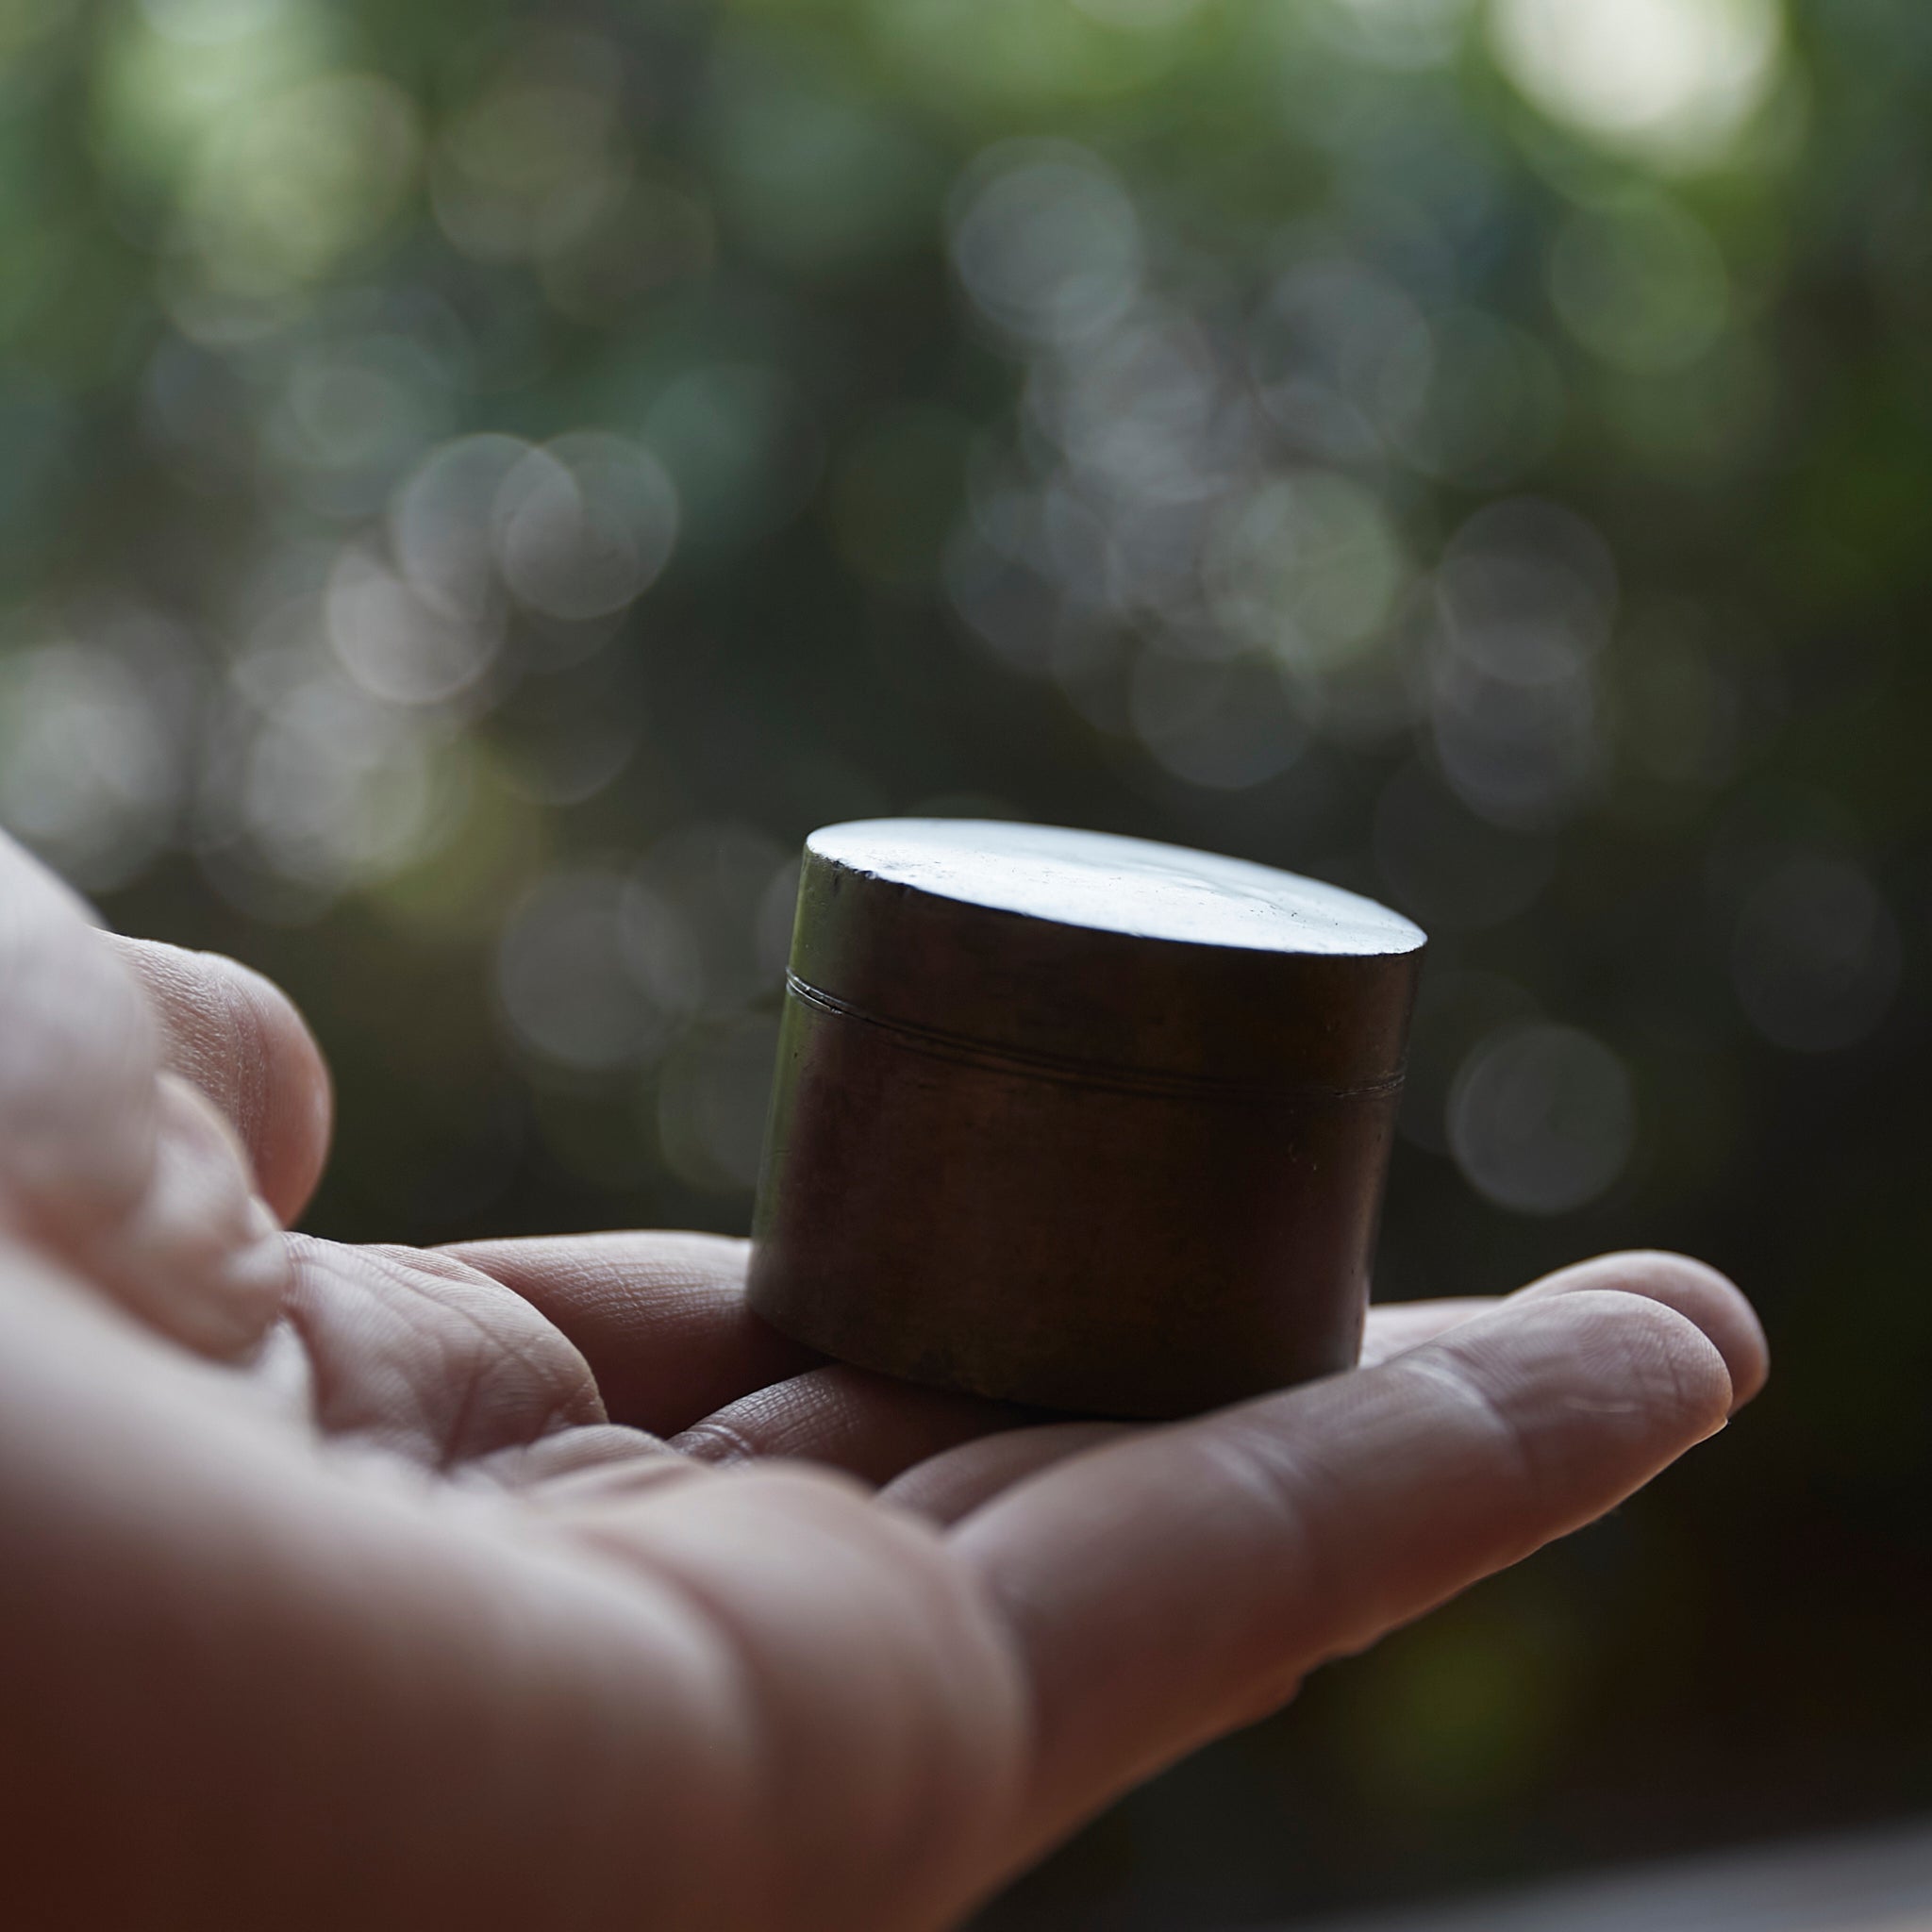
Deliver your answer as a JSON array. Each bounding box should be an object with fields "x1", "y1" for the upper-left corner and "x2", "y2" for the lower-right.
[{"x1": 0, "y1": 830, "x2": 1766, "y2": 1931}]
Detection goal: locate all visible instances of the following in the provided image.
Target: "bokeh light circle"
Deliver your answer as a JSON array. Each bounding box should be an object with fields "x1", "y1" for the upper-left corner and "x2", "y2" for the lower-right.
[
  {"x1": 1449, "y1": 1021, "x2": 1636, "y2": 1214},
  {"x1": 1732, "y1": 858, "x2": 1902, "y2": 1053},
  {"x1": 950, "y1": 142, "x2": 1142, "y2": 346},
  {"x1": 1488, "y1": 0, "x2": 1784, "y2": 166}
]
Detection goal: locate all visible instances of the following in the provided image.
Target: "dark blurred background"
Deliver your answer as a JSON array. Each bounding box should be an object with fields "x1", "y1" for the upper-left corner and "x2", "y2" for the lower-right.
[{"x1": 1, "y1": 0, "x2": 1926, "y2": 1924}]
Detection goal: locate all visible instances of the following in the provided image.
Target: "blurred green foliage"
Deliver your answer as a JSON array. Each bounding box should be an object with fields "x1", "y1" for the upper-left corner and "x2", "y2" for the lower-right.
[{"x1": 3, "y1": 0, "x2": 1930, "y2": 1924}]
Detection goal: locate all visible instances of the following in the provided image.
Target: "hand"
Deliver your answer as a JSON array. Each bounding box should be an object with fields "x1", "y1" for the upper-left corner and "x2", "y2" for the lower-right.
[{"x1": 0, "y1": 829, "x2": 1766, "y2": 1932}]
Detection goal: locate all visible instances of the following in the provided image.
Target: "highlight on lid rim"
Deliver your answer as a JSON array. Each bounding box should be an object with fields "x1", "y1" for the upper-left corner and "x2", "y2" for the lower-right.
[{"x1": 802, "y1": 818, "x2": 1426, "y2": 960}]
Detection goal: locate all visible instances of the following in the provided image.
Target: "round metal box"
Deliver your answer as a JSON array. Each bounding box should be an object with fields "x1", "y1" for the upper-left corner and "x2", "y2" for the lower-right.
[{"x1": 746, "y1": 821, "x2": 1425, "y2": 1419}]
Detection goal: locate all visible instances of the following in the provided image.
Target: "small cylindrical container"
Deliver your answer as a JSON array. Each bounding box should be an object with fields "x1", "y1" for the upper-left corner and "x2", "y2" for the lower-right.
[{"x1": 747, "y1": 821, "x2": 1425, "y2": 1419}]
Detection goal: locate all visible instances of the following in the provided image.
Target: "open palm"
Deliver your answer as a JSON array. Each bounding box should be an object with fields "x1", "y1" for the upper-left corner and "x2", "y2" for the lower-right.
[{"x1": 0, "y1": 830, "x2": 1765, "y2": 1931}]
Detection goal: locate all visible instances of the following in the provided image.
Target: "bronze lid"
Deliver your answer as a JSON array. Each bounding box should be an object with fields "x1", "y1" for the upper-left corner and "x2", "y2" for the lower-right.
[{"x1": 788, "y1": 820, "x2": 1425, "y2": 1094}]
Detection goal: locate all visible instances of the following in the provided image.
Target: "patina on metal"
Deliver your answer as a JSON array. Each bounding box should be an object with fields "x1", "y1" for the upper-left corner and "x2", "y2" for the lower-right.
[{"x1": 746, "y1": 820, "x2": 1427, "y2": 1420}]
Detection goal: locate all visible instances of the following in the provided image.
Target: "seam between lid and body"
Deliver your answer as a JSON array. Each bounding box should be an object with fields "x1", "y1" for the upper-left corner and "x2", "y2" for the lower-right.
[{"x1": 783, "y1": 973, "x2": 1407, "y2": 1106}]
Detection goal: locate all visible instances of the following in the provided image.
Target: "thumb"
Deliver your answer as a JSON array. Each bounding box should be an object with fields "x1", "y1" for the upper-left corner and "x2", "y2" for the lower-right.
[{"x1": 104, "y1": 937, "x2": 333, "y2": 1226}]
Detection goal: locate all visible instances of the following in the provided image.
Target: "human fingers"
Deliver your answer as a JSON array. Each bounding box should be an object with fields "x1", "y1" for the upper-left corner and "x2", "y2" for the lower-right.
[
  {"x1": 451, "y1": 1237, "x2": 1033, "y2": 1478},
  {"x1": 441, "y1": 1233, "x2": 819, "y2": 1437},
  {"x1": 672, "y1": 1364, "x2": 1032, "y2": 1484},
  {"x1": 880, "y1": 1300, "x2": 1512, "y2": 1525},
  {"x1": 954, "y1": 1269, "x2": 1757, "y2": 1869},
  {"x1": 850, "y1": 1298, "x2": 1550, "y2": 1523},
  {"x1": 662, "y1": 1297, "x2": 1541, "y2": 1498},
  {"x1": 105, "y1": 936, "x2": 333, "y2": 1225},
  {"x1": 881, "y1": 1420, "x2": 1132, "y2": 1525},
  {"x1": 1507, "y1": 1249, "x2": 1768, "y2": 1411},
  {"x1": 870, "y1": 1264, "x2": 1749, "y2": 1521},
  {"x1": 0, "y1": 834, "x2": 286, "y2": 1358},
  {"x1": 1359, "y1": 1297, "x2": 1497, "y2": 1365},
  {"x1": 1358, "y1": 1255, "x2": 1764, "y2": 1400},
  {"x1": 879, "y1": 1285, "x2": 1682, "y2": 1524}
]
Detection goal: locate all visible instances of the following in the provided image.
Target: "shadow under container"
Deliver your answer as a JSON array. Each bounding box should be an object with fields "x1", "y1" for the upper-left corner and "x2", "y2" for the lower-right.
[{"x1": 747, "y1": 821, "x2": 1426, "y2": 1421}]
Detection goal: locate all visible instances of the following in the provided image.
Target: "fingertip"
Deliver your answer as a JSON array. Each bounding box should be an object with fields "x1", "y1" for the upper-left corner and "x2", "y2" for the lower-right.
[
  {"x1": 107, "y1": 937, "x2": 334, "y2": 1225},
  {"x1": 442, "y1": 1232, "x2": 819, "y2": 1437},
  {"x1": 1515, "y1": 1250, "x2": 1768, "y2": 1415},
  {"x1": 184, "y1": 951, "x2": 334, "y2": 1227}
]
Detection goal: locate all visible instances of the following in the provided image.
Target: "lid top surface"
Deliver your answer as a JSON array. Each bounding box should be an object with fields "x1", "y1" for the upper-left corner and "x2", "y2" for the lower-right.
[{"x1": 808, "y1": 820, "x2": 1424, "y2": 958}]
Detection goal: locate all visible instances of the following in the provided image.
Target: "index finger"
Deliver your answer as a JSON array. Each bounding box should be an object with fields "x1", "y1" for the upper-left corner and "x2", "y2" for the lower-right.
[{"x1": 952, "y1": 1263, "x2": 1761, "y2": 1871}]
